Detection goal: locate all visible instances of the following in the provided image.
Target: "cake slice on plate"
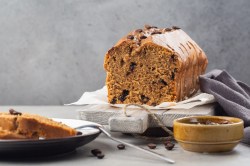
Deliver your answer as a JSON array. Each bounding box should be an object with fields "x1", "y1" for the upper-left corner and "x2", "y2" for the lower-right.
[{"x1": 0, "y1": 109, "x2": 76, "y2": 139}]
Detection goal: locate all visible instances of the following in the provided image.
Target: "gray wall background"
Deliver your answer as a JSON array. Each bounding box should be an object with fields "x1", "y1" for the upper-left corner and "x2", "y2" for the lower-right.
[{"x1": 0, "y1": 0, "x2": 249, "y2": 105}]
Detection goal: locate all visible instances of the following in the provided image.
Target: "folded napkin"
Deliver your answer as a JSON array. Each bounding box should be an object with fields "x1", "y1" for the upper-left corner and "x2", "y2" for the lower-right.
[{"x1": 199, "y1": 69, "x2": 250, "y2": 145}]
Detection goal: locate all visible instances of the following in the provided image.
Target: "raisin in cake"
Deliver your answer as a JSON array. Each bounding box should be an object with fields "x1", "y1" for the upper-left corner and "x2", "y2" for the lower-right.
[
  {"x1": 104, "y1": 25, "x2": 208, "y2": 106},
  {"x1": 0, "y1": 110, "x2": 76, "y2": 139}
]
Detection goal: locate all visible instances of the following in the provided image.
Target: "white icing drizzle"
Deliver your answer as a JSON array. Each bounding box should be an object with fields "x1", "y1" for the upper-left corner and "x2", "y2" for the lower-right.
[{"x1": 152, "y1": 29, "x2": 203, "y2": 62}]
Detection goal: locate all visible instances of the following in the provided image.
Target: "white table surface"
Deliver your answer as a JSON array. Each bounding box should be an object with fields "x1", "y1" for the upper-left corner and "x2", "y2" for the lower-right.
[{"x1": 0, "y1": 106, "x2": 249, "y2": 166}]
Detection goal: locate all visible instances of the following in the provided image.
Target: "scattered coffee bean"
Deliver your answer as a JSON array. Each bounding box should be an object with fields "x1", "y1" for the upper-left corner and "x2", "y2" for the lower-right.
[
  {"x1": 164, "y1": 28, "x2": 172, "y2": 32},
  {"x1": 96, "y1": 153, "x2": 105, "y2": 159},
  {"x1": 117, "y1": 144, "x2": 125, "y2": 150},
  {"x1": 118, "y1": 90, "x2": 129, "y2": 102},
  {"x1": 140, "y1": 35, "x2": 147, "y2": 39},
  {"x1": 127, "y1": 35, "x2": 134, "y2": 40},
  {"x1": 147, "y1": 143, "x2": 157, "y2": 149},
  {"x1": 135, "y1": 29, "x2": 143, "y2": 33},
  {"x1": 91, "y1": 149, "x2": 102, "y2": 156},
  {"x1": 9, "y1": 109, "x2": 22, "y2": 116},
  {"x1": 172, "y1": 26, "x2": 181, "y2": 30},
  {"x1": 165, "y1": 142, "x2": 175, "y2": 150}
]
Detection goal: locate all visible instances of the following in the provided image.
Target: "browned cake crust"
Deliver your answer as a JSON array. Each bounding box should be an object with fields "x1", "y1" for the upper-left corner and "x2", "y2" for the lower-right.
[
  {"x1": 0, "y1": 111, "x2": 76, "y2": 139},
  {"x1": 104, "y1": 25, "x2": 208, "y2": 106}
]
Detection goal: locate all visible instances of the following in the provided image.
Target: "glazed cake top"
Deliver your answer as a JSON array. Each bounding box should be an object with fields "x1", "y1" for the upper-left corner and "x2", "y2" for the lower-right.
[{"x1": 113, "y1": 25, "x2": 207, "y2": 64}]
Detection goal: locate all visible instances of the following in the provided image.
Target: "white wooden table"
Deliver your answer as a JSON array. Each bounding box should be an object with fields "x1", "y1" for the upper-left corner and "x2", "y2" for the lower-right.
[{"x1": 0, "y1": 106, "x2": 249, "y2": 166}]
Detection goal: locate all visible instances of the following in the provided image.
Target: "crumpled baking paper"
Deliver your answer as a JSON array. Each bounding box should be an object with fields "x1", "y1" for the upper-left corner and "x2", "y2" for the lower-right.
[{"x1": 66, "y1": 86, "x2": 215, "y2": 110}]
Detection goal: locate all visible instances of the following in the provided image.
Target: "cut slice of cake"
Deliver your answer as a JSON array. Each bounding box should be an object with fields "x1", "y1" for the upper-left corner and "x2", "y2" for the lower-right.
[
  {"x1": 0, "y1": 109, "x2": 77, "y2": 139},
  {"x1": 104, "y1": 25, "x2": 208, "y2": 106}
]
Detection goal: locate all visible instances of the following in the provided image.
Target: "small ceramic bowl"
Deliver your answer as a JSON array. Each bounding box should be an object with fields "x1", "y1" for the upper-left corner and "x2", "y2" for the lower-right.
[{"x1": 173, "y1": 116, "x2": 244, "y2": 153}]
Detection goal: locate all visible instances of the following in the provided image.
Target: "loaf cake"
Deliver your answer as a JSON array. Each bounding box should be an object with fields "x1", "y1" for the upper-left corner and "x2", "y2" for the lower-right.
[
  {"x1": 0, "y1": 109, "x2": 76, "y2": 139},
  {"x1": 104, "y1": 25, "x2": 208, "y2": 106}
]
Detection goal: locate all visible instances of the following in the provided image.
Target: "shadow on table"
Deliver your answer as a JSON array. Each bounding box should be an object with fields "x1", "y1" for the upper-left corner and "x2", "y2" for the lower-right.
[
  {"x1": 0, "y1": 138, "x2": 115, "y2": 164},
  {"x1": 0, "y1": 150, "x2": 85, "y2": 163}
]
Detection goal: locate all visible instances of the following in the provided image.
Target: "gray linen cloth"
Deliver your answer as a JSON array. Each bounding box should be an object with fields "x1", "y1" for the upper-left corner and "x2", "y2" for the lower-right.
[{"x1": 199, "y1": 69, "x2": 250, "y2": 145}]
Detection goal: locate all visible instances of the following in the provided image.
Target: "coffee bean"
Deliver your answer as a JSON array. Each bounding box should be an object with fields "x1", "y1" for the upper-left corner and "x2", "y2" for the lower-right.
[
  {"x1": 127, "y1": 35, "x2": 134, "y2": 40},
  {"x1": 9, "y1": 109, "x2": 22, "y2": 116},
  {"x1": 172, "y1": 26, "x2": 181, "y2": 30},
  {"x1": 164, "y1": 28, "x2": 172, "y2": 32},
  {"x1": 96, "y1": 153, "x2": 105, "y2": 159},
  {"x1": 147, "y1": 143, "x2": 157, "y2": 149},
  {"x1": 140, "y1": 35, "x2": 147, "y2": 39},
  {"x1": 165, "y1": 142, "x2": 175, "y2": 150},
  {"x1": 117, "y1": 144, "x2": 125, "y2": 150},
  {"x1": 118, "y1": 90, "x2": 129, "y2": 102},
  {"x1": 135, "y1": 29, "x2": 143, "y2": 33},
  {"x1": 91, "y1": 149, "x2": 102, "y2": 156}
]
